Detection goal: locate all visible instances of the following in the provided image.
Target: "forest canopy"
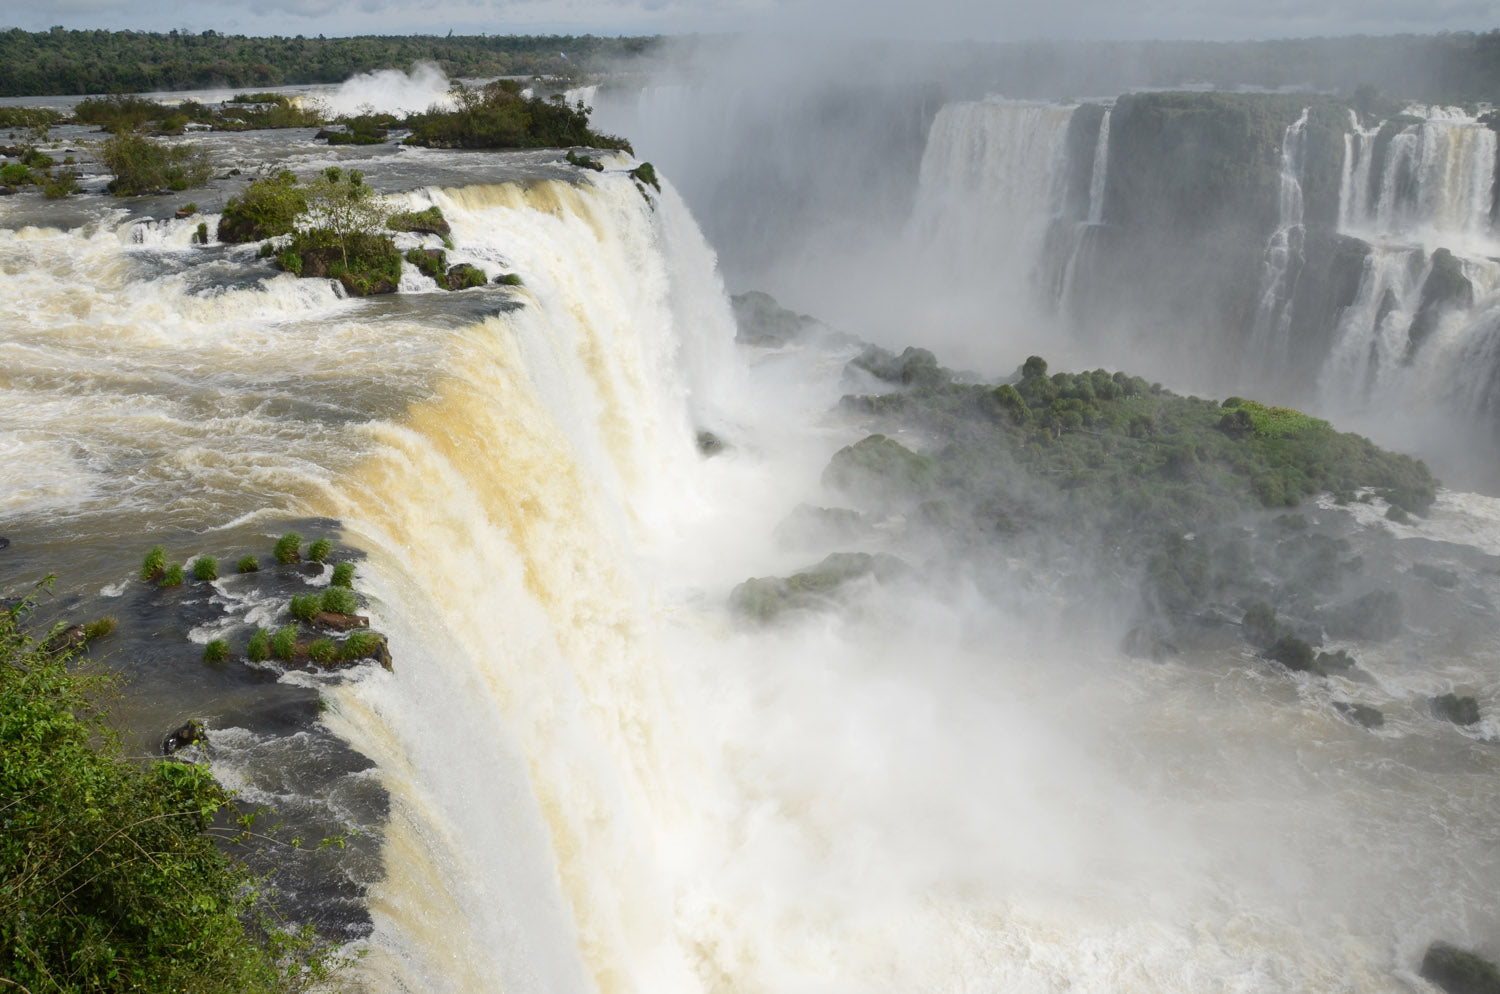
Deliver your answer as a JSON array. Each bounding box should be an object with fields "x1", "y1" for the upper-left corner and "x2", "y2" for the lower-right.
[{"x1": 0, "y1": 28, "x2": 660, "y2": 96}]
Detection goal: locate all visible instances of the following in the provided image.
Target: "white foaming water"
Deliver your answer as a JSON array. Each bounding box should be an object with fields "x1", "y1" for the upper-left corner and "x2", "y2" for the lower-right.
[
  {"x1": 313, "y1": 61, "x2": 456, "y2": 117},
  {"x1": 1086, "y1": 108, "x2": 1111, "y2": 226}
]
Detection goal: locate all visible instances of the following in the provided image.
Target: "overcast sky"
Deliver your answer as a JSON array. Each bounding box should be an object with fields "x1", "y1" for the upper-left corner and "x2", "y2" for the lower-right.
[{"x1": 9, "y1": 0, "x2": 1500, "y2": 41}]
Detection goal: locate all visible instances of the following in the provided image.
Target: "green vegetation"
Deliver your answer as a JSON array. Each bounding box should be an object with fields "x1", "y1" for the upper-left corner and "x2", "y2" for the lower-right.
[
  {"x1": 237, "y1": 554, "x2": 260, "y2": 573},
  {"x1": 0, "y1": 584, "x2": 338, "y2": 993},
  {"x1": 160, "y1": 563, "x2": 185, "y2": 587},
  {"x1": 330, "y1": 562, "x2": 355, "y2": 588},
  {"x1": 320, "y1": 586, "x2": 358, "y2": 616},
  {"x1": 387, "y1": 205, "x2": 451, "y2": 241},
  {"x1": 273, "y1": 532, "x2": 302, "y2": 564},
  {"x1": 497, "y1": 272, "x2": 524, "y2": 286},
  {"x1": 100, "y1": 131, "x2": 212, "y2": 196},
  {"x1": 270, "y1": 625, "x2": 298, "y2": 661},
  {"x1": 732, "y1": 552, "x2": 905, "y2": 623},
  {"x1": 0, "y1": 30, "x2": 657, "y2": 97},
  {"x1": 192, "y1": 555, "x2": 219, "y2": 581},
  {"x1": 566, "y1": 148, "x2": 604, "y2": 171},
  {"x1": 307, "y1": 537, "x2": 332, "y2": 562},
  {"x1": 288, "y1": 593, "x2": 320, "y2": 623},
  {"x1": 323, "y1": 112, "x2": 393, "y2": 145},
  {"x1": 406, "y1": 247, "x2": 448, "y2": 280},
  {"x1": 218, "y1": 169, "x2": 308, "y2": 243},
  {"x1": 74, "y1": 94, "x2": 179, "y2": 133},
  {"x1": 82, "y1": 616, "x2": 116, "y2": 641},
  {"x1": 340, "y1": 630, "x2": 383, "y2": 661},
  {"x1": 215, "y1": 93, "x2": 322, "y2": 131},
  {"x1": 306, "y1": 638, "x2": 338, "y2": 665},
  {"x1": 630, "y1": 161, "x2": 660, "y2": 193},
  {"x1": 0, "y1": 106, "x2": 62, "y2": 129},
  {"x1": 246, "y1": 627, "x2": 270, "y2": 662},
  {"x1": 203, "y1": 638, "x2": 230, "y2": 663},
  {"x1": 270, "y1": 168, "x2": 400, "y2": 296},
  {"x1": 831, "y1": 350, "x2": 1439, "y2": 649},
  {"x1": 405, "y1": 80, "x2": 631, "y2": 152},
  {"x1": 41, "y1": 169, "x2": 78, "y2": 198},
  {"x1": 141, "y1": 545, "x2": 167, "y2": 582}
]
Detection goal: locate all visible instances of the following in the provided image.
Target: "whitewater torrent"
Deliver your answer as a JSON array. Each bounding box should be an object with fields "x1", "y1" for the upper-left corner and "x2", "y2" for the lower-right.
[{"x1": 6, "y1": 110, "x2": 1500, "y2": 994}]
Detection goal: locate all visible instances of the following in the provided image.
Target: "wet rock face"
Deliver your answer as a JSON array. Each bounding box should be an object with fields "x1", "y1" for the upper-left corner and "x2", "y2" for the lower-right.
[
  {"x1": 162, "y1": 719, "x2": 205, "y2": 755},
  {"x1": 1431, "y1": 693, "x2": 1482, "y2": 726},
  {"x1": 1421, "y1": 941, "x2": 1500, "y2": 994}
]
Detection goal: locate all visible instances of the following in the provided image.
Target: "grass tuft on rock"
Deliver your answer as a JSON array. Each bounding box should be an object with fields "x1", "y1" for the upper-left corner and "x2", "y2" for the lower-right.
[
  {"x1": 273, "y1": 532, "x2": 302, "y2": 564},
  {"x1": 270, "y1": 625, "x2": 298, "y2": 662},
  {"x1": 307, "y1": 538, "x2": 332, "y2": 563},
  {"x1": 329, "y1": 562, "x2": 355, "y2": 588},
  {"x1": 320, "y1": 587, "x2": 357, "y2": 616},
  {"x1": 192, "y1": 556, "x2": 219, "y2": 582},
  {"x1": 141, "y1": 545, "x2": 168, "y2": 582},
  {"x1": 246, "y1": 628, "x2": 270, "y2": 662},
  {"x1": 202, "y1": 638, "x2": 230, "y2": 663},
  {"x1": 237, "y1": 555, "x2": 260, "y2": 573}
]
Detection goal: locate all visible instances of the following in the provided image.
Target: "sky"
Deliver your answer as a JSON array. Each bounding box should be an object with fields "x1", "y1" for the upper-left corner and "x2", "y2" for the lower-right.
[{"x1": 10, "y1": 0, "x2": 1500, "y2": 41}]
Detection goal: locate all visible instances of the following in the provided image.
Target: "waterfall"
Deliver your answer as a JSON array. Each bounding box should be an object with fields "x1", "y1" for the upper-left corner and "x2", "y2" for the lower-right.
[
  {"x1": 907, "y1": 99, "x2": 1075, "y2": 304},
  {"x1": 1086, "y1": 109, "x2": 1111, "y2": 226},
  {"x1": 1339, "y1": 109, "x2": 1498, "y2": 250},
  {"x1": 1246, "y1": 109, "x2": 1309, "y2": 369}
]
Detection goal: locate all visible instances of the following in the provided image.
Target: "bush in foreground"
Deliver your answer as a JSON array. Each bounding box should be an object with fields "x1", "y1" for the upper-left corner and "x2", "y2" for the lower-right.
[{"x1": 0, "y1": 582, "x2": 338, "y2": 993}]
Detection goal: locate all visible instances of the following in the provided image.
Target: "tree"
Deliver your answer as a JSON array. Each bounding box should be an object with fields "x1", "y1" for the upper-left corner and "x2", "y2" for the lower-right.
[
  {"x1": 0, "y1": 580, "x2": 340, "y2": 993},
  {"x1": 305, "y1": 166, "x2": 390, "y2": 268}
]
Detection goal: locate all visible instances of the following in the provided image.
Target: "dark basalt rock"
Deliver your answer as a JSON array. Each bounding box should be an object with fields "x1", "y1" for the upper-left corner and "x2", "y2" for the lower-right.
[
  {"x1": 162, "y1": 719, "x2": 206, "y2": 755},
  {"x1": 1408, "y1": 248, "x2": 1475, "y2": 359},
  {"x1": 298, "y1": 560, "x2": 324, "y2": 576},
  {"x1": 0, "y1": 536, "x2": 9, "y2": 550},
  {"x1": 44, "y1": 624, "x2": 87, "y2": 654},
  {"x1": 1421, "y1": 941, "x2": 1500, "y2": 994},
  {"x1": 1333, "y1": 701, "x2": 1384, "y2": 728},
  {"x1": 1432, "y1": 693, "x2": 1482, "y2": 726},
  {"x1": 1325, "y1": 589, "x2": 1403, "y2": 642},
  {"x1": 314, "y1": 611, "x2": 369, "y2": 631},
  {"x1": 696, "y1": 430, "x2": 727, "y2": 456}
]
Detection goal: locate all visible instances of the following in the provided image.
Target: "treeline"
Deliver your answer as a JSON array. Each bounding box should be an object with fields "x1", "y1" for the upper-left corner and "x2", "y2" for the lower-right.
[{"x1": 0, "y1": 27, "x2": 660, "y2": 97}]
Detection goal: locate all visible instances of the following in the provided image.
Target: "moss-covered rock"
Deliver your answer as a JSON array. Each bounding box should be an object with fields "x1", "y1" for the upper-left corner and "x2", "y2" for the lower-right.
[
  {"x1": 822, "y1": 434, "x2": 936, "y2": 506},
  {"x1": 729, "y1": 552, "x2": 905, "y2": 623}
]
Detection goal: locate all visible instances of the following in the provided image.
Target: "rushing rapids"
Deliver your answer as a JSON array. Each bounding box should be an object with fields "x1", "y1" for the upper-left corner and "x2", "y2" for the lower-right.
[{"x1": 4, "y1": 88, "x2": 1500, "y2": 994}]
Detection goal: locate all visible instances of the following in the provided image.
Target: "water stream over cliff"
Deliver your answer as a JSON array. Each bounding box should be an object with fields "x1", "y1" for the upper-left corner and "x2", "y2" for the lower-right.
[{"x1": 6, "y1": 83, "x2": 1500, "y2": 993}]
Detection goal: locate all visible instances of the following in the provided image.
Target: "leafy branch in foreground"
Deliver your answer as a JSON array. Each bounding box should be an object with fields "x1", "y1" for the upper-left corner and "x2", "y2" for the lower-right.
[{"x1": 0, "y1": 578, "x2": 344, "y2": 993}]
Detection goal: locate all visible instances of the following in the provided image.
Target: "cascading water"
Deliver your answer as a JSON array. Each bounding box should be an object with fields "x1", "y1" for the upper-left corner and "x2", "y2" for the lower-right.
[
  {"x1": 908, "y1": 99, "x2": 1074, "y2": 312},
  {"x1": 10, "y1": 88, "x2": 1500, "y2": 994},
  {"x1": 1245, "y1": 108, "x2": 1309, "y2": 370},
  {"x1": 1086, "y1": 108, "x2": 1111, "y2": 227}
]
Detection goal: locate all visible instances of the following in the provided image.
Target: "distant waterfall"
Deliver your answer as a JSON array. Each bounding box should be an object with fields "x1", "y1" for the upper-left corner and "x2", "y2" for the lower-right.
[
  {"x1": 1339, "y1": 109, "x2": 1498, "y2": 248},
  {"x1": 1086, "y1": 109, "x2": 1111, "y2": 226},
  {"x1": 1246, "y1": 109, "x2": 1309, "y2": 369},
  {"x1": 908, "y1": 99, "x2": 1075, "y2": 305}
]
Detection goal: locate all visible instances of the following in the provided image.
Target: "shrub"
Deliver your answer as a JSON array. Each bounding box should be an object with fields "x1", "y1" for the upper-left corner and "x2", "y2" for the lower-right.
[
  {"x1": 0, "y1": 584, "x2": 338, "y2": 993},
  {"x1": 160, "y1": 563, "x2": 185, "y2": 587},
  {"x1": 329, "y1": 562, "x2": 355, "y2": 588},
  {"x1": 273, "y1": 532, "x2": 302, "y2": 564},
  {"x1": 270, "y1": 625, "x2": 298, "y2": 661},
  {"x1": 405, "y1": 247, "x2": 447, "y2": 280},
  {"x1": 629, "y1": 161, "x2": 660, "y2": 191},
  {"x1": 289, "y1": 594, "x2": 320, "y2": 623},
  {"x1": 193, "y1": 556, "x2": 220, "y2": 582},
  {"x1": 340, "y1": 630, "x2": 384, "y2": 660},
  {"x1": 82, "y1": 616, "x2": 117, "y2": 641},
  {"x1": 203, "y1": 638, "x2": 230, "y2": 663},
  {"x1": 237, "y1": 555, "x2": 260, "y2": 573},
  {"x1": 307, "y1": 538, "x2": 332, "y2": 562},
  {"x1": 101, "y1": 131, "x2": 213, "y2": 196},
  {"x1": 73, "y1": 94, "x2": 172, "y2": 132},
  {"x1": 320, "y1": 586, "x2": 358, "y2": 616},
  {"x1": 405, "y1": 81, "x2": 632, "y2": 152},
  {"x1": 217, "y1": 169, "x2": 308, "y2": 243},
  {"x1": 306, "y1": 638, "x2": 338, "y2": 665},
  {"x1": 179, "y1": 202, "x2": 198, "y2": 216},
  {"x1": 42, "y1": 169, "x2": 78, "y2": 199},
  {"x1": 387, "y1": 206, "x2": 451, "y2": 239},
  {"x1": 141, "y1": 545, "x2": 168, "y2": 581},
  {"x1": 246, "y1": 628, "x2": 270, "y2": 662},
  {"x1": 496, "y1": 272, "x2": 524, "y2": 286},
  {"x1": 194, "y1": 221, "x2": 209, "y2": 245},
  {"x1": 0, "y1": 162, "x2": 30, "y2": 186}
]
